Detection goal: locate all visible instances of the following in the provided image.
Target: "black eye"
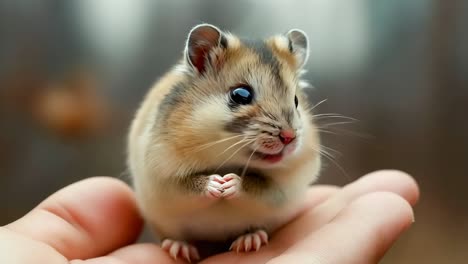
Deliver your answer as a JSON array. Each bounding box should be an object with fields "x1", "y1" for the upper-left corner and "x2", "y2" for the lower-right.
[
  {"x1": 230, "y1": 86, "x2": 253, "y2": 105},
  {"x1": 294, "y1": 95, "x2": 299, "y2": 108}
]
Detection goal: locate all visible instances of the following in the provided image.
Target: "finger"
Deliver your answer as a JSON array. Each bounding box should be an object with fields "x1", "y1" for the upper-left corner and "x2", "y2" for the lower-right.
[
  {"x1": 69, "y1": 244, "x2": 179, "y2": 264},
  {"x1": 303, "y1": 185, "x2": 340, "y2": 209},
  {"x1": 110, "y1": 244, "x2": 180, "y2": 264},
  {"x1": 0, "y1": 227, "x2": 68, "y2": 264},
  {"x1": 5, "y1": 177, "x2": 143, "y2": 260},
  {"x1": 328, "y1": 169, "x2": 420, "y2": 207},
  {"x1": 267, "y1": 192, "x2": 414, "y2": 264},
  {"x1": 272, "y1": 170, "x2": 419, "y2": 246},
  {"x1": 313, "y1": 169, "x2": 418, "y2": 225},
  {"x1": 200, "y1": 185, "x2": 340, "y2": 264}
]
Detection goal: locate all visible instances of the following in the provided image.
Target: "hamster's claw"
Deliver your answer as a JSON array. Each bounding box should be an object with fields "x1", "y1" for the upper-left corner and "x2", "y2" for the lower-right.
[
  {"x1": 161, "y1": 239, "x2": 200, "y2": 263},
  {"x1": 205, "y1": 174, "x2": 225, "y2": 199},
  {"x1": 229, "y1": 229, "x2": 269, "y2": 253},
  {"x1": 221, "y1": 173, "x2": 242, "y2": 199}
]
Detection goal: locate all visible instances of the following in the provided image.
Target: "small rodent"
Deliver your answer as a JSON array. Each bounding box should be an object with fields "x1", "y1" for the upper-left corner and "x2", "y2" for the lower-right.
[{"x1": 127, "y1": 24, "x2": 321, "y2": 262}]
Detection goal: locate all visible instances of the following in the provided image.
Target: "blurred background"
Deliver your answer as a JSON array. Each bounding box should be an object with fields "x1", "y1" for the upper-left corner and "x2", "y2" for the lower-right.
[{"x1": 0, "y1": 0, "x2": 467, "y2": 262}]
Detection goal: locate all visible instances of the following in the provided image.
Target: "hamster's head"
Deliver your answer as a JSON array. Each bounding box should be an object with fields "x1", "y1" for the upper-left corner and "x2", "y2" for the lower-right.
[{"x1": 160, "y1": 24, "x2": 318, "y2": 168}]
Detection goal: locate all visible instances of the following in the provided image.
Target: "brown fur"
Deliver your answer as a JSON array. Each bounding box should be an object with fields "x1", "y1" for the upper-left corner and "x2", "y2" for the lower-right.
[
  {"x1": 267, "y1": 37, "x2": 298, "y2": 69},
  {"x1": 127, "y1": 24, "x2": 322, "y2": 253}
]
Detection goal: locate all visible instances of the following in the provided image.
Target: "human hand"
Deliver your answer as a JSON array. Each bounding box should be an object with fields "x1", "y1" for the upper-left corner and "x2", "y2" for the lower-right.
[
  {"x1": 204, "y1": 170, "x2": 419, "y2": 264},
  {"x1": 0, "y1": 170, "x2": 418, "y2": 264}
]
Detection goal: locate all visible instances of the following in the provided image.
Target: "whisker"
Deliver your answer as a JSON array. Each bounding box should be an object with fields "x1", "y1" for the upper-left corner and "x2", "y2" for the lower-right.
[
  {"x1": 312, "y1": 114, "x2": 358, "y2": 121},
  {"x1": 191, "y1": 134, "x2": 245, "y2": 153},
  {"x1": 317, "y1": 121, "x2": 356, "y2": 128},
  {"x1": 316, "y1": 129, "x2": 340, "y2": 135},
  {"x1": 241, "y1": 145, "x2": 258, "y2": 177},
  {"x1": 316, "y1": 125, "x2": 373, "y2": 139},
  {"x1": 313, "y1": 114, "x2": 353, "y2": 118},
  {"x1": 215, "y1": 139, "x2": 255, "y2": 172},
  {"x1": 218, "y1": 137, "x2": 254, "y2": 157},
  {"x1": 312, "y1": 112, "x2": 351, "y2": 116},
  {"x1": 320, "y1": 144, "x2": 342, "y2": 156},
  {"x1": 320, "y1": 148, "x2": 351, "y2": 182},
  {"x1": 310, "y1": 145, "x2": 351, "y2": 182},
  {"x1": 323, "y1": 127, "x2": 374, "y2": 139},
  {"x1": 308, "y1": 99, "x2": 328, "y2": 112}
]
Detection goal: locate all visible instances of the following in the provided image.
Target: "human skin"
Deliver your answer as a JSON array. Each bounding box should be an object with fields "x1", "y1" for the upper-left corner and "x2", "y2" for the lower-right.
[{"x1": 0, "y1": 170, "x2": 419, "y2": 264}]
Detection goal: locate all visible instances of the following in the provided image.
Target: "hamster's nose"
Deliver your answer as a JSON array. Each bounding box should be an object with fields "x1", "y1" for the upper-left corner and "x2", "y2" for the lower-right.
[{"x1": 279, "y1": 129, "x2": 296, "y2": 145}]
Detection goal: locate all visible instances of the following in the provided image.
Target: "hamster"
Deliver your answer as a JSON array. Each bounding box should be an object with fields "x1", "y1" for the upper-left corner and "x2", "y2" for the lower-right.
[{"x1": 127, "y1": 24, "x2": 322, "y2": 262}]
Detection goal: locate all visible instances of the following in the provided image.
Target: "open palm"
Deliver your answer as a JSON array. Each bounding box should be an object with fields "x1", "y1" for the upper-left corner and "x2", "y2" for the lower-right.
[{"x1": 0, "y1": 170, "x2": 418, "y2": 264}]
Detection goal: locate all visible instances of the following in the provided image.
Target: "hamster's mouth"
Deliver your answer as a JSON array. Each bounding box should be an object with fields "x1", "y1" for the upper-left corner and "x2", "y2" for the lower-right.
[
  {"x1": 254, "y1": 150, "x2": 284, "y2": 163},
  {"x1": 253, "y1": 141, "x2": 298, "y2": 164}
]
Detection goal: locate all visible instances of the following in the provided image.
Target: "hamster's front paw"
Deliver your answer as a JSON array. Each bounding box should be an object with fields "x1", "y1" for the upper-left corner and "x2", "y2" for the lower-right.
[
  {"x1": 221, "y1": 173, "x2": 242, "y2": 199},
  {"x1": 205, "y1": 173, "x2": 241, "y2": 199},
  {"x1": 161, "y1": 239, "x2": 200, "y2": 262},
  {"x1": 205, "y1": 174, "x2": 225, "y2": 199},
  {"x1": 229, "y1": 229, "x2": 269, "y2": 252}
]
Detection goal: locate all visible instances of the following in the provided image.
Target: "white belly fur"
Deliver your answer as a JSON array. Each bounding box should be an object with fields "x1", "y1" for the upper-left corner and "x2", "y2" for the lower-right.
[{"x1": 140, "y1": 190, "x2": 306, "y2": 242}]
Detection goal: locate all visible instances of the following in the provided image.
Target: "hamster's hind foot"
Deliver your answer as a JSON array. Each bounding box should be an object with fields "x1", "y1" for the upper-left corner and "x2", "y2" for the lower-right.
[
  {"x1": 229, "y1": 229, "x2": 269, "y2": 253},
  {"x1": 161, "y1": 239, "x2": 200, "y2": 262}
]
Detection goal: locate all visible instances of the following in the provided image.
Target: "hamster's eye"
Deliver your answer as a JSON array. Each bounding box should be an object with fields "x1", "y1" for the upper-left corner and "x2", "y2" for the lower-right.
[
  {"x1": 230, "y1": 86, "x2": 253, "y2": 105},
  {"x1": 294, "y1": 95, "x2": 299, "y2": 108}
]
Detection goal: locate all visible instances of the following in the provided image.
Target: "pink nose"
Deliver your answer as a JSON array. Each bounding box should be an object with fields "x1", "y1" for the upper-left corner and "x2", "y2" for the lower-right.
[{"x1": 279, "y1": 129, "x2": 296, "y2": 145}]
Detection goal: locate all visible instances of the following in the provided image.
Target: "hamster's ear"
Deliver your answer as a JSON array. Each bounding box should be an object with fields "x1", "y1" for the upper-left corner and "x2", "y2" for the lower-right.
[
  {"x1": 286, "y1": 29, "x2": 309, "y2": 68},
  {"x1": 185, "y1": 24, "x2": 226, "y2": 74}
]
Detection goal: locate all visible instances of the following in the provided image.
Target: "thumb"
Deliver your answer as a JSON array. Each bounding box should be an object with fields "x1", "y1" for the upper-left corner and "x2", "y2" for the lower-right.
[
  {"x1": 267, "y1": 192, "x2": 415, "y2": 264},
  {"x1": 4, "y1": 177, "x2": 143, "y2": 260}
]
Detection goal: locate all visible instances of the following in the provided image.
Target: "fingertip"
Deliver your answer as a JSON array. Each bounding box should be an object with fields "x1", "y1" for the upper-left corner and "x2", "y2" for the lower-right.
[
  {"x1": 339, "y1": 191, "x2": 415, "y2": 261},
  {"x1": 344, "y1": 191, "x2": 415, "y2": 229},
  {"x1": 109, "y1": 243, "x2": 176, "y2": 264},
  {"x1": 358, "y1": 170, "x2": 420, "y2": 206},
  {"x1": 61, "y1": 176, "x2": 135, "y2": 202},
  {"x1": 42, "y1": 176, "x2": 144, "y2": 235},
  {"x1": 7, "y1": 176, "x2": 143, "y2": 260},
  {"x1": 64, "y1": 177, "x2": 144, "y2": 252},
  {"x1": 270, "y1": 191, "x2": 416, "y2": 264}
]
